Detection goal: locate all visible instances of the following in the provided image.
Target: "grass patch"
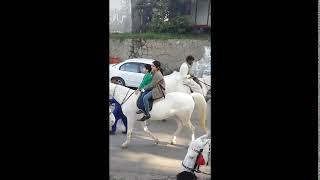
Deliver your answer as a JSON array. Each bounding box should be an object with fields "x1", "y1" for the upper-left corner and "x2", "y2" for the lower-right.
[{"x1": 110, "y1": 32, "x2": 210, "y2": 40}]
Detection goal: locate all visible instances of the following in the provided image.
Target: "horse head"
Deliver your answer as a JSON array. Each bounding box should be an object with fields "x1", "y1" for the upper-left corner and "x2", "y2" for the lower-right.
[{"x1": 181, "y1": 134, "x2": 211, "y2": 173}]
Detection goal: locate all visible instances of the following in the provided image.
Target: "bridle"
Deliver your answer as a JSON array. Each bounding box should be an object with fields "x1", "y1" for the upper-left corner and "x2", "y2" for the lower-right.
[
  {"x1": 181, "y1": 140, "x2": 211, "y2": 175},
  {"x1": 112, "y1": 84, "x2": 135, "y2": 106},
  {"x1": 199, "y1": 78, "x2": 211, "y2": 89}
]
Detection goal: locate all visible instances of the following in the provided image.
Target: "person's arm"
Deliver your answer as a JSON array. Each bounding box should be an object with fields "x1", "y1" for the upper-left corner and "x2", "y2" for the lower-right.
[
  {"x1": 138, "y1": 73, "x2": 152, "y2": 90},
  {"x1": 143, "y1": 73, "x2": 152, "y2": 87},
  {"x1": 190, "y1": 66, "x2": 195, "y2": 77},
  {"x1": 138, "y1": 75, "x2": 147, "y2": 90},
  {"x1": 179, "y1": 63, "x2": 191, "y2": 79},
  {"x1": 143, "y1": 73, "x2": 160, "y2": 91}
]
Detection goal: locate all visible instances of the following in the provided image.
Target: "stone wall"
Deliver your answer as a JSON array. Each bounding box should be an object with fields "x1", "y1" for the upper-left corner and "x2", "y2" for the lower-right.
[{"x1": 109, "y1": 38, "x2": 211, "y2": 70}]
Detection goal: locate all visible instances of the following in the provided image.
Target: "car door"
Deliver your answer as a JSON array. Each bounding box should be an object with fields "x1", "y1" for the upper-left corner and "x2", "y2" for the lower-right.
[{"x1": 119, "y1": 62, "x2": 141, "y2": 87}]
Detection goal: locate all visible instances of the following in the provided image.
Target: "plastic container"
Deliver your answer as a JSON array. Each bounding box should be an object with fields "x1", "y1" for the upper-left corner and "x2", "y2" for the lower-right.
[{"x1": 109, "y1": 57, "x2": 120, "y2": 64}]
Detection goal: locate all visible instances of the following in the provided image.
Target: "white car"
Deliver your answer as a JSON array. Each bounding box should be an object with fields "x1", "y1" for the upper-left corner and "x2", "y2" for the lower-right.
[{"x1": 109, "y1": 58, "x2": 172, "y2": 88}]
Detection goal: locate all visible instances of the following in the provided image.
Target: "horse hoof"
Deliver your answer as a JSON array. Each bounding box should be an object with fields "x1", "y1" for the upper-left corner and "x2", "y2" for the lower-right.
[
  {"x1": 155, "y1": 139, "x2": 159, "y2": 144},
  {"x1": 170, "y1": 141, "x2": 176, "y2": 145}
]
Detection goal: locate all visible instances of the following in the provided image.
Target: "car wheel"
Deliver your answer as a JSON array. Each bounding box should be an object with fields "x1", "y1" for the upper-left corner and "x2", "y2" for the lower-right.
[{"x1": 114, "y1": 77, "x2": 125, "y2": 86}]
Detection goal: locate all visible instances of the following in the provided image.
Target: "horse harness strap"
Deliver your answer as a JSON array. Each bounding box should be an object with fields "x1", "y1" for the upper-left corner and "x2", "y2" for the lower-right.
[
  {"x1": 120, "y1": 88, "x2": 134, "y2": 106},
  {"x1": 206, "y1": 143, "x2": 211, "y2": 166},
  {"x1": 199, "y1": 79, "x2": 211, "y2": 88},
  {"x1": 182, "y1": 140, "x2": 211, "y2": 175},
  {"x1": 112, "y1": 85, "x2": 117, "y2": 97},
  {"x1": 181, "y1": 162, "x2": 211, "y2": 175},
  {"x1": 193, "y1": 148, "x2": 203, "y2": 171}
]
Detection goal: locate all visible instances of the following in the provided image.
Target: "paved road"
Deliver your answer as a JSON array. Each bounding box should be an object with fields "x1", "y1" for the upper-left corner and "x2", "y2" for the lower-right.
[{"x1": 109, "y1": 100, "x2": 212, "y2": 180}]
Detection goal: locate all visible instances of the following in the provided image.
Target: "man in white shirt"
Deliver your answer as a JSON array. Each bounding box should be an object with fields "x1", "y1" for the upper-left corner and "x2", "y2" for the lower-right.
[{"x1": 179, "y1": 55, "x2": 203, "y2": 95}]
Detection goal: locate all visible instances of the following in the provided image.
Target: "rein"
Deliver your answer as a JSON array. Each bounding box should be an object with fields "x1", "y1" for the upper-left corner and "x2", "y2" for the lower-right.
[
  {"x1": 121, "y1": 89, "x2": 135, "y2": 106},
  {"x1": 199, "y1": 78, "x2": 211, "y2": 88},
  {"x1": 181, "y1": 162, "x2": 211, "y2": 176},
  {"x1": 112, "y1": 84, "x2": 135, "y2": 106}
]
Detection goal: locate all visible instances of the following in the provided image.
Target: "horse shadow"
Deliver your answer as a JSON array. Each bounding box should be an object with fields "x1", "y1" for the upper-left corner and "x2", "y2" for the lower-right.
[{"x1": 115, "y1": 133, "x2": 189, "y2": 161}]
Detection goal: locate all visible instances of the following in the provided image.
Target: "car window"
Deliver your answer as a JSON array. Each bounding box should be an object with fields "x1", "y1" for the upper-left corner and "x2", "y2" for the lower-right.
[
  {"x1": 138, "y1": 63, "x2": 147, "y2": 74},
  {"x1": 119, "y1": 63, "x2": 140, "y2": 73}
]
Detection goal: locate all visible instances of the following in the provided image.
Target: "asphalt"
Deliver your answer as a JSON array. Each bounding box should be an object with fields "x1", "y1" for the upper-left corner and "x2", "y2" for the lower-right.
[{"x1": 109, "y1": 100, "x2": 212, "y2": 180}]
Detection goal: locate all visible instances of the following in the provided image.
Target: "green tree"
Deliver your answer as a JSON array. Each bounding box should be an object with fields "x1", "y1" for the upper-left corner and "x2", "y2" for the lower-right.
[{"x1": 147, "y1": 0, "x2": 191, "y2": 34}]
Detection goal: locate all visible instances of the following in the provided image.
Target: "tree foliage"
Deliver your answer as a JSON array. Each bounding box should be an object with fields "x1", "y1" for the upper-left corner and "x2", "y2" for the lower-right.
[{"x1": 137, "y1": 0, "x2": 191, "y2": 34}]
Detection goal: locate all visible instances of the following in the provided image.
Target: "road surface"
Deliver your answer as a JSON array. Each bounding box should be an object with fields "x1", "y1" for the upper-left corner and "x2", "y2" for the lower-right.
[{"x1": 109, "y1": 100, "x2": 212, "y2": 180}]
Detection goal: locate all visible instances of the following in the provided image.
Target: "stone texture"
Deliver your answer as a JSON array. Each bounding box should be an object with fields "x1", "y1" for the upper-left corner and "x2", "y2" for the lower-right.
[{"x1": 109, "y1": 39, "x2": 211, "y2": 70}]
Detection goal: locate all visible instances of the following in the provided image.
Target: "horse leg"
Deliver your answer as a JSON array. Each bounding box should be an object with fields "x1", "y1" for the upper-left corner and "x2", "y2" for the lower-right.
[
  {"x1": 188, "y1": 121, "x2": 196, "y2": 141},
  {"x1": 180, "y1": 109, "x2": 195, "y2": 147},
  {"x1": 187, "y1": 121, "x2": 196, "y2": 147},
  {"x1": 141, "y1": 121, "x2": 159, "y2": 144},
  {"x1": 121, "y1": 114, "x2": 135, "y2": 148},
  {"x1": 170, "y1": 117, "x2": 183, "y2": 145},
  {"x1": 121, "y1": 128, "x2": 133, "y2": 148}
]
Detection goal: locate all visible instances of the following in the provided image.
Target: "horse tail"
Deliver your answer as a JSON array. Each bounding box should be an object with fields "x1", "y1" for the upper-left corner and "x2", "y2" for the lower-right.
[{"x1": 191, "y1": 93, "x2": 208, "y2": 133}]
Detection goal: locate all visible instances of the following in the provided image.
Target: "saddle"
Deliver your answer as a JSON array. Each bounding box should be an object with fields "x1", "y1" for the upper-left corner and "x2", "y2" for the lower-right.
[{"x1": 136, "y1": 94, "x2": 166, "y2": 113}]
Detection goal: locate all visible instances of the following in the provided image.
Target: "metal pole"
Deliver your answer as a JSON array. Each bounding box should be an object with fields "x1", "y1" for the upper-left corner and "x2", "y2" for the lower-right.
[
  {"x1": 140, "y1": 8, "x2": 143, "y2": 32},
  {"x1": 195, "y1": 0, "x2": 198, "y2": 25},
  {"x1": 207, "y1": 0, "x2": 210, "y2": 26}
]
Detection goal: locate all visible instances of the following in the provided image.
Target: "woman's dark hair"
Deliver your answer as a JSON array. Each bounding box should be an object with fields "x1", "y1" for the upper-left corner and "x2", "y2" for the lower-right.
[
  {"x1": 144, "y1": 64, "x2": 152, "y2": 72},
  {"x1": 152, "y1": 60, "x2": 163, "y2": 75}
]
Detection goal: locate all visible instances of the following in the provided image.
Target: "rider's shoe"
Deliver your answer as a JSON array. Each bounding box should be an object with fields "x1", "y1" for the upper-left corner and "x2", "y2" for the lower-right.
[
  {"x1": 136, "y1": 109, "x2": 144, "y2": 114},
  {"x1": 137, "y1": 114, "x2": 150, "y2": 121}
]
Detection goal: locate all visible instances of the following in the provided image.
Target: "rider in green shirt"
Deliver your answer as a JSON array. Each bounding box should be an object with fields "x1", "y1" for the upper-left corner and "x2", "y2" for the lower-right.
[
  {"x1": 135, "y1": 64, "x2": 153, "y2": 114},
  {"x1": 138, "y1": 70, "x2": 152, "y2": 90}
]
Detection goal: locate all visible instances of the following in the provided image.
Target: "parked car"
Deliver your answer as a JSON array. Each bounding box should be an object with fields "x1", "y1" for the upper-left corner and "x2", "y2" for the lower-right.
[{"x1": 109, "y1": 58, "x2": 173, "y2": 88}]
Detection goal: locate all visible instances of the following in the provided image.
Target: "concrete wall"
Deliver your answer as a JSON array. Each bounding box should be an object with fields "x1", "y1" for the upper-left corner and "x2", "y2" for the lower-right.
[{"x1": 109, "y1": 38, "x2": 211, "y2": 70}]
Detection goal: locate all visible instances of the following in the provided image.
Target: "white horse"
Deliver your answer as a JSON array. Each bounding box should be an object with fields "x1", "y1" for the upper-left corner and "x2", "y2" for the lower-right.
[
  {"x1": 109, "y1": 82, "x2": 208, "y2": 148},
  {"x1": 177, "y1": 134, "x2": 211, "y2": 179},
  {"x1": 164, "y1": 71, "x2": 211, "y2": 98}
]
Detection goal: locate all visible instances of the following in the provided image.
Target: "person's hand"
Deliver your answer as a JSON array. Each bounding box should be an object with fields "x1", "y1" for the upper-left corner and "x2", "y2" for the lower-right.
[{"x1": 135, "y1": 90, "x2": 139, "y2": 95}]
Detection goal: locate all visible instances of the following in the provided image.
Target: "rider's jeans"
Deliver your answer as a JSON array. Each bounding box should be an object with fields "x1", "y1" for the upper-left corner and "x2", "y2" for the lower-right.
[{"x1": 143, "y1": 91, "x2": 153, "y2": 116}]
